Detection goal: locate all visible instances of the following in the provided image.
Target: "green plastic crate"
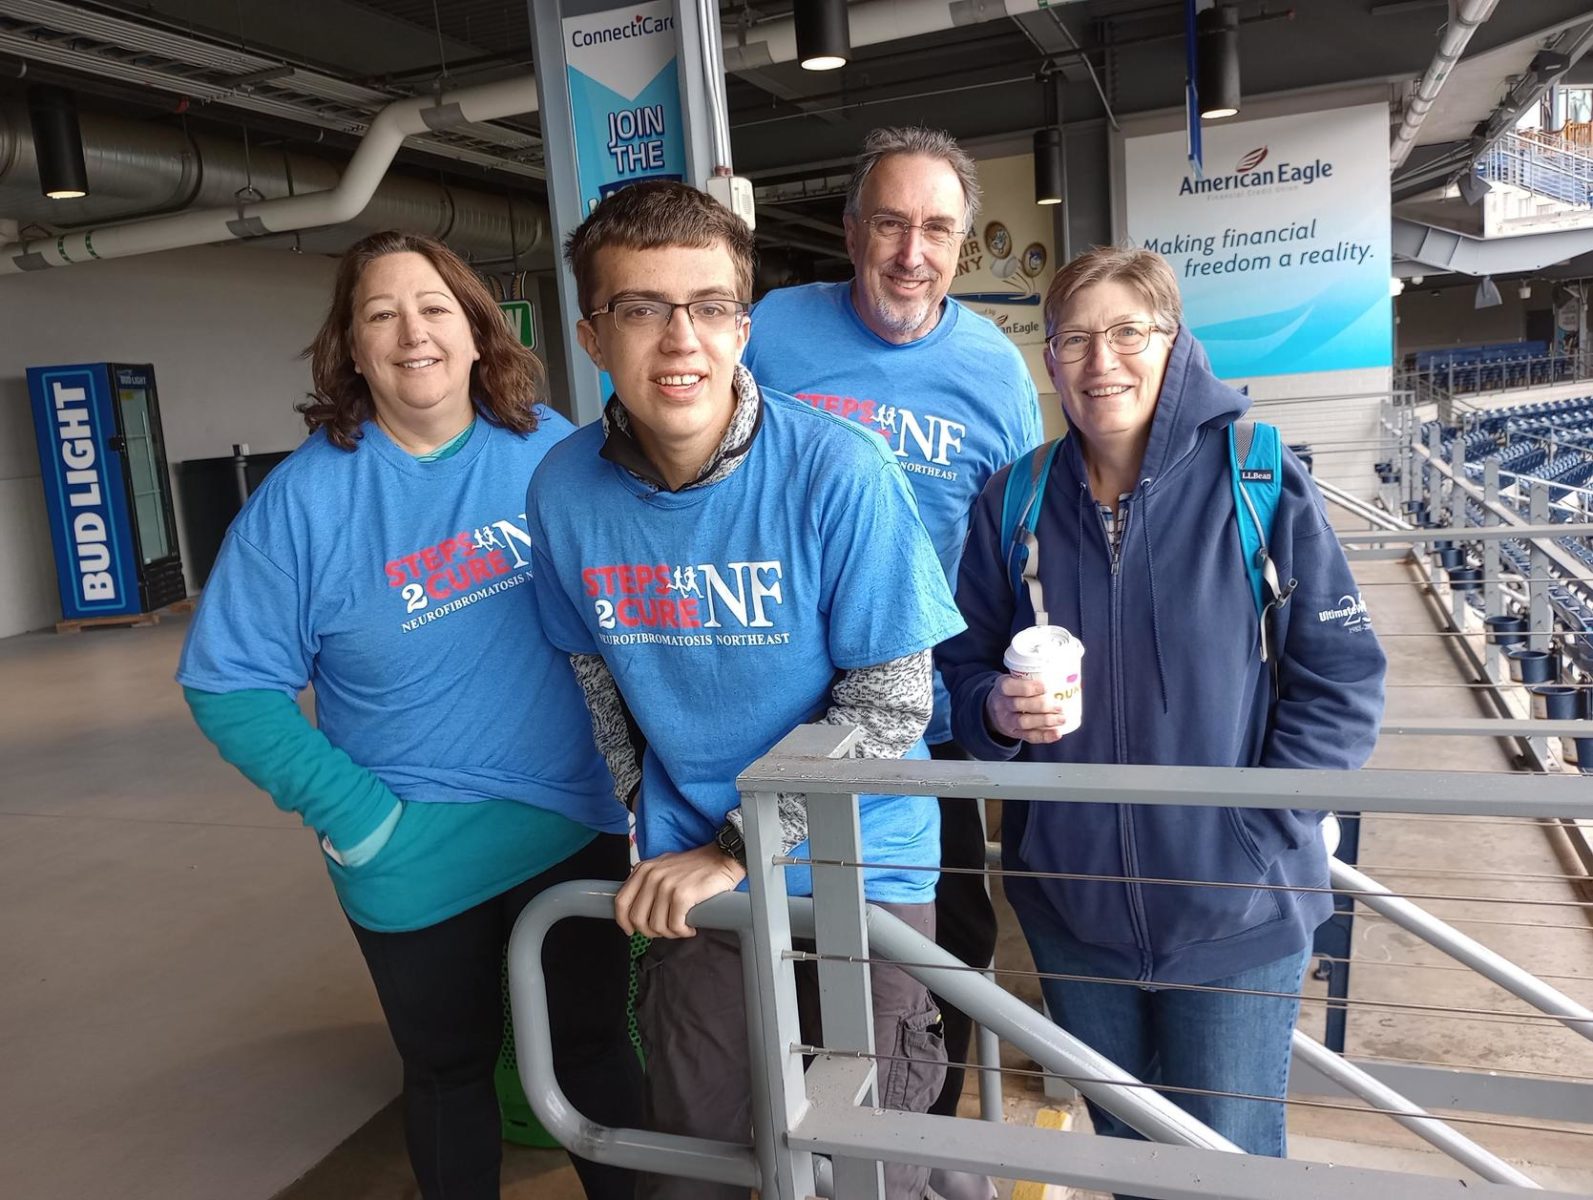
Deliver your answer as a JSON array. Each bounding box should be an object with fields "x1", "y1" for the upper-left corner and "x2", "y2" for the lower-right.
[{"x1": 496, "y1": 933, "x2": 650, "y2": 1146}]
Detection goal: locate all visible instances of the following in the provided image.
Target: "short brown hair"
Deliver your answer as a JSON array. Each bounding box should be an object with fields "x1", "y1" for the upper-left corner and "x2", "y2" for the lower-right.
[
  {"x1": 564, "y1": 181, "x2": 755, "y2": 316},
  {"x1": 299, "y1": 230, "x2": 542, "y2": 451},
  {"x1": 1043, "y1": 245, "x2": 1184, "y2": 336}
]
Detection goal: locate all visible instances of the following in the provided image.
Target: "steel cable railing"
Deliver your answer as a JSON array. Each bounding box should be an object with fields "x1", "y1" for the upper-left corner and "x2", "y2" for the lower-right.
[{"x1": 503, "y1": 730, "x2": 1593, "y2": 1199}]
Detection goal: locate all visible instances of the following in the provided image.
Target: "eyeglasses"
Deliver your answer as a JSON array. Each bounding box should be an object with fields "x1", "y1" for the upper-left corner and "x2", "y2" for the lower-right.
[
  {"x1": 588, "y1": 297, "x2": 751, "y2": 335},
  {"x1": 1046, "y1": 322, "x2": 1167, "y2": 364},
  {"x1": 861, "y1": 213, "x2": 968, "y2": 248}
]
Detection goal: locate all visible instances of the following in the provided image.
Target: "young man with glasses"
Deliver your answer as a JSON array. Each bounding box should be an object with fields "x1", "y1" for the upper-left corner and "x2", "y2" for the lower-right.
[
  {"x1": 523, "y1": 181, "x2": 966, "y2": 1200},
  {"x1": 743, "y1": 130, "x2": 1042, "y2": 1197}
]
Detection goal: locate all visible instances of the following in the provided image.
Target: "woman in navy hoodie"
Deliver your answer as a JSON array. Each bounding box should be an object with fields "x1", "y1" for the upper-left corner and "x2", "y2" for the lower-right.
[{"x1": 937, "y1": 246, "x2": 1384, "y2": 1163}]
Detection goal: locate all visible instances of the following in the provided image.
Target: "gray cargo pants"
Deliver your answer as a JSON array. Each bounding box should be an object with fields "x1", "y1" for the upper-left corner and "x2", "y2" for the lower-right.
[{"x1": 636, "y1": 900, "x2": 945, "y2": 1200}]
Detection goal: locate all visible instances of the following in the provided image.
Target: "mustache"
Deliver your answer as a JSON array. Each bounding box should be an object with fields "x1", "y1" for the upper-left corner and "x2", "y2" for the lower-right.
[{"x1": 885, "y1": 268, "x2": 939, "y2": 283}]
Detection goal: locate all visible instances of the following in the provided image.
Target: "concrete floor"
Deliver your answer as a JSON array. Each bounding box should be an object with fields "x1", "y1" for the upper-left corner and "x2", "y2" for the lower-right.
[
  {"x1": 2, "y1": 538, "x2": 1591, "y2": 1200},
  {"x1": 0, "y1": 619, "x2": 397, "y2": 1200}
]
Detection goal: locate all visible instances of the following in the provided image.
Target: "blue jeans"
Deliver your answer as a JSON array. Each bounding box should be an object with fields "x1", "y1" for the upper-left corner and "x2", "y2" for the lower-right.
[{"x1": 1012, "y1": 886, "x2": 1307, "y2": 1166}]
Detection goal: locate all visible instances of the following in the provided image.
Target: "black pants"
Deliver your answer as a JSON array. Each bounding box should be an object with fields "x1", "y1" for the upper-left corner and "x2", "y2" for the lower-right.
[
  {"x1": 351, "y1": 832, "x2": 641, "y2": 1200},
  {"x1": 927, "y1": 740, "x2": 999, "y2": 1118}
]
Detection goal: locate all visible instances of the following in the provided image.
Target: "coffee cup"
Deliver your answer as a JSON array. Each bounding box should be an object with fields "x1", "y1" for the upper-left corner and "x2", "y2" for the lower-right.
[{"x1": 1003, "y1": 625, "x2": 1085, "y2": 734}]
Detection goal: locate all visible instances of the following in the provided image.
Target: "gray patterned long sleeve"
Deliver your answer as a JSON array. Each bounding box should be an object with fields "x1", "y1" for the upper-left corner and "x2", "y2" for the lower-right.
[
  {"x1": 722, "y1": 648, "x2": 934, "y2": 854},
  {"x1": 569, "y1": 652, "x2": 642, "y2": 808}
]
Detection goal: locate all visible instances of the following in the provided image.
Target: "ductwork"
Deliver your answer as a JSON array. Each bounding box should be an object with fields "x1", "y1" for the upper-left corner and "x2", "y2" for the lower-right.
[
  {"x1": 0, "y1": 76, "x2": 548, "y2": 276},
  {"x1": 1389, "y1": 0, "x2": 1499, "y2": 170},
  {"x1": 722, "y1": 0, "x2": 1087, "y2": 72}
]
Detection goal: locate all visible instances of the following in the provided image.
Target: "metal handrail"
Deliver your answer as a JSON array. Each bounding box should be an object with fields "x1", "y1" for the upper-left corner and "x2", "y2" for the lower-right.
[
  {"x1": 1394, "y1": 351, "x2": 1587, "y2": 398},
  {"x1": 1480, "y1": 130, "x2": 1593, "y2": 203},
  {"x1": 505, "y1": 738, "x2": 1593, "y2": 1198},
  {"x1": 506, "y1": 880, "x2": 1546, "y2": 1196}
]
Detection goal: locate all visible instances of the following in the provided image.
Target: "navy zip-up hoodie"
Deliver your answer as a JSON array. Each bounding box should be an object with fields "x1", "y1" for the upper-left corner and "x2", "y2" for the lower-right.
[{"x1": 937, "y1": 328, "x2": 1386, "y2": 985}]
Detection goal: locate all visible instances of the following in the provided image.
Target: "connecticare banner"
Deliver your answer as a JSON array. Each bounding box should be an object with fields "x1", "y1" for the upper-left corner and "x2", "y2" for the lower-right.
[
  {"x1": 1123, "y1": 102, "x2": 1392, "y2": 379},
  {"x1": 562, "y1": 0, "x2": 686, "y2": 213}
]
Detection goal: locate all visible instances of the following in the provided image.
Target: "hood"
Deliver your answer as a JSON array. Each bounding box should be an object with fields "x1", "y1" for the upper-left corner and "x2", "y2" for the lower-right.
[
  {"x1": 1132, "y1": 326, "x2": 1251, "y2": 490},
  {"x1": 1052, "y1": 326, "x2": 1251, "y2": 719}
]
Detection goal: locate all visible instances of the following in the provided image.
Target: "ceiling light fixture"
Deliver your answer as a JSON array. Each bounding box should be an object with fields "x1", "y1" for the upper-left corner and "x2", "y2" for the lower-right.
[
  {"x1": 1034, "y1": 127, "x2": 1064, "y2": 206},
  {"x1": 27, "y1": 85, "x2": 89, "y2": 200},
  {"x1": 795, "y1": 0, "x2": 849, "y2": 71},
  {"x1": 1035, "y1": 73, "x2": 1065, "y2": 207},
  {"x1": 1197, "y1": 4, "x2": 1241, "y2": 120}
]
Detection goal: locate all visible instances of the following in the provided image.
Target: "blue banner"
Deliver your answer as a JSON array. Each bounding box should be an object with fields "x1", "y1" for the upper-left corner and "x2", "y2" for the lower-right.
[
  {"x1": 1124, "y1": 103, "x2": 1392, "y2": 380},
  {"x1": 563, "y1": 1, "x2": 687, "y2": 215}
]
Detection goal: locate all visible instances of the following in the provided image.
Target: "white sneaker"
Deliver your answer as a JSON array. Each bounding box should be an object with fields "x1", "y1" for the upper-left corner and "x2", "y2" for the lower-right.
[{"x1": 925, "y1": 1167, "x2": 997, "y2": 1200}]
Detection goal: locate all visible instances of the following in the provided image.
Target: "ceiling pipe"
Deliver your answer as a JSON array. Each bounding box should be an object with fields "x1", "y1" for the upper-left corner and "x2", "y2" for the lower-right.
[
  {"x1": 722, "y1": 0, "x2": 1089, "y2": 71},
  {"x1": 1389, "y1": 0, "x2": 1500, "y2": 170},
  {"x1": 0, "y1": 75, "x2": 539, "y2": 276}
]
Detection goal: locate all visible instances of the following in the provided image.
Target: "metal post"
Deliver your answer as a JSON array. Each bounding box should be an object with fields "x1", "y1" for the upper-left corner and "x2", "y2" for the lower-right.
[
  {"x1": 1452, "y1": 435, "x2": 1469, "y2": 631},
  {"x1": 1483, "y1": 459, "x2": 1503, "y2": 681},
  {"x1": 1528, "y1": 480, "x2": 1552, "y2": 657},
  {"x1": 1403, "y1": 409, "x2": 1418, "y2": 512},
  {"x1": 742, "y1": 779, "x2": 818, "y2": 1200},
  {"x1": 671, "y1": 0, "x2": 718, "y2": 186},
  {"x1": 1424, "y1": 423, "x2": 1446, "y2": 587},
  {"x1": 1426, "y1": 422, "x2": 1445, "y2": 523},
  {"x1": 527, "y1": 0, "x2": 604, "y2": 425},
  {"x1": 806, "y1": 779, "x2": 885, "y2": 1199},
  {"x1": 973, "y1": 793, "x2": 1005, "y2": 1122}
]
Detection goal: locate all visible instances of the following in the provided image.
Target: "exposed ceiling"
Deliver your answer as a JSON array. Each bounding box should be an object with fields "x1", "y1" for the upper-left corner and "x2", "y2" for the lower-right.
[{"x1": 0, "y1": 0, "x2": 1591, "y2": 272}]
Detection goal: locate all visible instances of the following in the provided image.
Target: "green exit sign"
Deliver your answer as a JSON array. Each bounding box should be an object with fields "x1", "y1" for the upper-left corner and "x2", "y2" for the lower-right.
[{"x1": 499, "y1": 300, "x2": 535, "y2": 349}]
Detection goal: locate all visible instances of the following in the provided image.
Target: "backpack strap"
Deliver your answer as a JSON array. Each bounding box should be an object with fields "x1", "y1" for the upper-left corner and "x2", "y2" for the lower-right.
[
  {"x1": 1001, "y1": 439, "x2": 1062, "y2": 626},
  {"x1": 1228, "y1": 420, "x2": 1296, "y2": 664}
]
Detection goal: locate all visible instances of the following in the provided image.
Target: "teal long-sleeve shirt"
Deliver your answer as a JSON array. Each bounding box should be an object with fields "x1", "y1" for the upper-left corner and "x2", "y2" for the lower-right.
[{"x1": 184, "y1": 686, "x2": 596, "y2": 932}]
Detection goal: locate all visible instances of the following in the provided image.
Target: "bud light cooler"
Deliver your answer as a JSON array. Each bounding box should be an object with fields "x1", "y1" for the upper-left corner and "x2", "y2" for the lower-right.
[{"x1": 27, "y1": 362, "x2": 186, "y2": 622}]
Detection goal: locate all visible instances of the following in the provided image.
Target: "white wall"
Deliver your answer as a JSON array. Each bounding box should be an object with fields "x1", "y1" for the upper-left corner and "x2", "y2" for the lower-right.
[{"x1": 0, "y1": 244, "x2": 337, "y2": 637}]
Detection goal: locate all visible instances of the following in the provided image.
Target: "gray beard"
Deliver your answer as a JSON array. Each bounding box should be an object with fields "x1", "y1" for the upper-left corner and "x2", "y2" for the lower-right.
[{"x1": 867, "y1": 291, "x2": 935, "y2": 339}]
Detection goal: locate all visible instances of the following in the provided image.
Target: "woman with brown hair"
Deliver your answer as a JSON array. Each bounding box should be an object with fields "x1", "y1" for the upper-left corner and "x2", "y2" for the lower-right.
[{"x1": 178, "y1": 230, "x2": 640, "y2": 1199}]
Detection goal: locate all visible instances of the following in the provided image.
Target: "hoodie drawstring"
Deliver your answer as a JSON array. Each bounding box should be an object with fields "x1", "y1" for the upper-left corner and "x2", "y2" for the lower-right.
[
  {"x1": 1139, "y1": 490, "x2": 1172, "y2": 715},
  {"x1": 1075, "y1": 485, "x2": 1087, "y2": 647}
]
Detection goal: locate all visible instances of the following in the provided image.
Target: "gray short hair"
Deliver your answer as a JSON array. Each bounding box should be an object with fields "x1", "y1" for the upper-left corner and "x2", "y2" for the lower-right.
[
  {"x1": 1043, "y1": 245, "x2": 1184, "y2": 335},
  {"x1": 843, "y1": 126, "x2": 982, "y2": 231}
]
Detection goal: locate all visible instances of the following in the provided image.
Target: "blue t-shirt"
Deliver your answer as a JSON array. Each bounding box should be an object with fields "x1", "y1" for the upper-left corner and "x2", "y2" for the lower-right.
[
  {"x1": 525, "y1": 390, "x2": 967, "y2": 904},
  {"x1": 743, "y1": 282, "x2": 1043, "y2": 743},
  {"x1": 178, "y1": 414, "x2": 626, "y2": 834}
]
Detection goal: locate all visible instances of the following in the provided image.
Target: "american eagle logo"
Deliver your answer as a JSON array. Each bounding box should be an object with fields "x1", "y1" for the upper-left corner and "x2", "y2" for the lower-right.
[{"x1": 1235, "y1": 147, "x2": 1268, "y2": 172}]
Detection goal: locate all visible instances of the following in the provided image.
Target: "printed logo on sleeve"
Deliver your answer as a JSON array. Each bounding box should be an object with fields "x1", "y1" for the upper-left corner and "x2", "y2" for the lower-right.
[
  {"x1": 582, "y1": 558, "x2": 791, "y2": 648},
  {"x1": 1317, "y1": 592, "x2": 1371, "y2": 633},
  {"x1": 388, "y1": 513, "x2": 534, "y2": 632},
  {"x1": 794, "y1": 391, "x2": 967, "y2": 481}
]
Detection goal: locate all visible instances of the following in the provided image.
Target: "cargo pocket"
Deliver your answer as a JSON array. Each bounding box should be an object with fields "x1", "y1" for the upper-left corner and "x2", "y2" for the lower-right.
[{"x1": 881, "y1": 998, "x2": 947, "y2": 1113}]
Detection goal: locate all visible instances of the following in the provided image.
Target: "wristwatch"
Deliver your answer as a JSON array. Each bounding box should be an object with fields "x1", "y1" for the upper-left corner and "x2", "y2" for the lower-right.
[{"x1": 714, "y1": 820, "x2": 746, "y2": 865}]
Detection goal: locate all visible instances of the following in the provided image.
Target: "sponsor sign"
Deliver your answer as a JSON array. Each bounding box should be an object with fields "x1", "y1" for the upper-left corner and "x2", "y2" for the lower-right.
[
  {"x1": 1123, "y1": 103, "x2": 1392, "y2": 379},
  {"x1": 563, "y1": 1, "x2": 686, "y2": 213},
  {"x1": 26, "y1": 364, "x2": 139, "y2": 619},
  {"x1": 951, "y1": 154, "x2": 1053, "y2": 347}
]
